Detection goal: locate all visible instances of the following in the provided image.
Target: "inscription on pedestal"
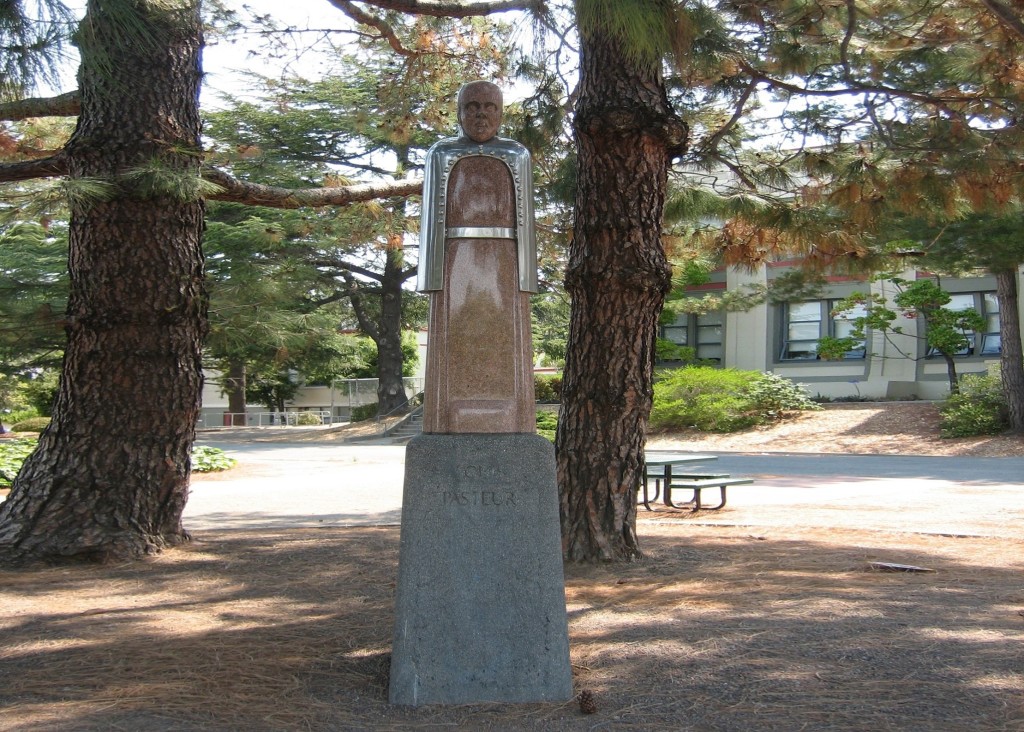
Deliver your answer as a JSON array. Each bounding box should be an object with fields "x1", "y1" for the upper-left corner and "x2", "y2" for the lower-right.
[{"x1": 441, "y1": 489, "x2": 517, "y2": 506}]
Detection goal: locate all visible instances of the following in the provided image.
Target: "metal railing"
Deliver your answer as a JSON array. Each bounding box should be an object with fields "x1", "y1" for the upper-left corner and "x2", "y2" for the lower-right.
[{"x1": 203, "y1": 411, "x2": 335, "y2": 428}]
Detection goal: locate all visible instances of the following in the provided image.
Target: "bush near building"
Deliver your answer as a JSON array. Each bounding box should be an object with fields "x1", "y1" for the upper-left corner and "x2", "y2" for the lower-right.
[
  {"x1": 940, "y1": 371, "x2": 1009, "y2": 438},
  {"x1": 650, "y1": 366, "x2": 820, "y2": 433}
]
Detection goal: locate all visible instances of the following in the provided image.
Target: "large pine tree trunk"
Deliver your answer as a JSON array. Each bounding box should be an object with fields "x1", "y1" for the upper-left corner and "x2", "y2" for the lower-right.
[
  {"x1": 996, "y1": 268, "x2": 1024, "y2": 432},
  {"x1": 556, "y1": 3, "x2": 685, "y2": 561},
  {"x1": 0, "y1": 0, "x2": 206, "y2": 563}
]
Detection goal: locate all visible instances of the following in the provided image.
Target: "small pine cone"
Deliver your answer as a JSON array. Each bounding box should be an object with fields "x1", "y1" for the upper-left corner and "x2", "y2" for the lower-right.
[{"x1": 578, "y1": 689, "x2": 597, "y2": 715}]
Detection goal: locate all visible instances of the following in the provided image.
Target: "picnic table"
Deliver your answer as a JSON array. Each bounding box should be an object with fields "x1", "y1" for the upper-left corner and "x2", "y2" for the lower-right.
[{"x1": 641, "y1": 451, "x2": 754, "y2": 512}]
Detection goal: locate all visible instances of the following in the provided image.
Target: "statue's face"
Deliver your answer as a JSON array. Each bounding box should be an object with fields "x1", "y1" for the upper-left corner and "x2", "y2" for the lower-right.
[{"x1": 458, "y1": 83, "x2": 502, "y2": 143}]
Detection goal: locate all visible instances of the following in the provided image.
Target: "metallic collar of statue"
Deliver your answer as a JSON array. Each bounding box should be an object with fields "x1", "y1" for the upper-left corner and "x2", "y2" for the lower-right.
[{"x1": 417, "y1": 136, "x2": 538, "y2": 293}]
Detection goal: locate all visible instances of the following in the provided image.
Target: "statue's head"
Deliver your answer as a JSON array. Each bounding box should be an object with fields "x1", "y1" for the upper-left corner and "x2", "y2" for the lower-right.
[{"x1": 458, "y1": 81, "x2": 503, "y2": 143}]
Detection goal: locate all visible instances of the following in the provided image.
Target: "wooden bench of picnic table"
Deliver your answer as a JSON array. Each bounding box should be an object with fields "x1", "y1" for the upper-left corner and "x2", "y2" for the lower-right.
[{"x1": 640, "y1": 470, "x2": 755, "y2": 512}]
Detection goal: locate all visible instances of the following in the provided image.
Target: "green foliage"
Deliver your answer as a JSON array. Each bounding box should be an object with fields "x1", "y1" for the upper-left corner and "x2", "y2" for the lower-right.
[
  {"x1": 815, "y1": 335, "x2": 859, "y2": 362},
  {"x1": 10, "y1": 416, "x2": 49, "y2": 432},
  {"x1": 324, "y1": 332, "x2": 419, "y2": 381},
  {"x1": 655, "y1": 338, "x2": 695, "y2": 363},
  {"x1": 0, "y1": 222, "x2": 68, "y2": 371},
  {"x1": 120, "y1": 162, "x2": 218, "y2": 202},
  {"x1": 191, "y1": 445, "x2": 237, "y2": 473},
  {"x1": 536, "y1": 410, "x2": 558, "y2": 442},
  {"x1": 0, "y1": 440, "x2": 236, "y2": 485},
  {"x1": 350, "y1": 402, "x2": 378, "y2": 422},
  {"x1": 662, "y1": 271, "x2": 828, "y2": 322},
  {"x1": 21, "y1": 369, "x2": 59, "y2": 415},
  {"x1": 294, "y1": 411, "x2": 323, "y2": 426},
  {"x1": 0, "y1": 0, "x2": 74, "y2": 99},
  {"x1": 534, "y1": 374, "x2": 563, "y2": 403},
  {"x1": 651, "y1": 367, "x2": 762, "y2": 432},
  {"x1": 3, "y1": 408, "x2": 39, "y2": 426},
  {"x1": 575, "y1": 0, "x2": 674, "y2": 67},
  {"x1": 532, "y1": 290, "x2": 570, "y2": 368},
  {"x1": 830, "y1": 278, "x2": 986, "y2": 387},
  {"x1": 939, "y1": 372, "x2": 1008, "y2": 438},
  {"x1": 743, "y1": 371, "x2": 821, "y2": 418},
  {"x1": 651, "y1": 367, "x2": 819, "y2": 432},
  {"x1": 0, "y1": 438, "x2": 35, "y2": 486}
]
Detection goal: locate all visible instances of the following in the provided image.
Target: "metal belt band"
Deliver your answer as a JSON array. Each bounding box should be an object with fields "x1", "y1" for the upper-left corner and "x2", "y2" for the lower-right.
[{"x1": 445, "y1": 226, "x2": 516, "y2": 240}]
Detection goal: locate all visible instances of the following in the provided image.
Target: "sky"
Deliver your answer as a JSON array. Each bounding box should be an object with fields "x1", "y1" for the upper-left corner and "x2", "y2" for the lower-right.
[
  {"x1": 202, "y1": 0, "x2": 357, "y2": 107},
  {"x1": 47, "y1": 1, "x2": 361, "y2": 105}
]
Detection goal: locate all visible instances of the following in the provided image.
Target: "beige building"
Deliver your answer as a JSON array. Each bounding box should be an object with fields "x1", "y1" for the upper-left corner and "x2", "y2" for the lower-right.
[{"x1": 661, "y1": 263, "x2": 1020, "y2": 400}]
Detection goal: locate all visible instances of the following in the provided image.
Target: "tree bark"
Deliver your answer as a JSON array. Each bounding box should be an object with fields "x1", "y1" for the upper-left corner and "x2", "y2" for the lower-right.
[
  {"x1": 556, "y1": 2, "x2": 685, "y2": 561},
  {"x1": 0, "y1": 0, "x2": 206, "y2": 563},
  {"x1": 225, "y1": 360, "x2": 247, "y2": 425},
  {"x1": 995, "y1": 267, "x2": 1024, "y2": 431},
  {"x1": 942, "y1": 353, "x2": 960, "y2": 394},
  {"x1": 375, "y1": 247, "x2": 411, "y2": 415},
  {"x1": 0, "y1": 90, "x2": 80, "y2": 121}
]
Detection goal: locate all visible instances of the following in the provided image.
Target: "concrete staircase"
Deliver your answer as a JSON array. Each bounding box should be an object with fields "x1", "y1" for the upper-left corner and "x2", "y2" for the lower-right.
[{"x1": 387, "y1": 408, "x2": 423, "y2": 442}]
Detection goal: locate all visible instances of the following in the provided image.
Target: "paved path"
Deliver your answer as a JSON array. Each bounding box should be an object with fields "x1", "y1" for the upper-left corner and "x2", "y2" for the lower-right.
[
  {"x1": 187, "y1": 440, "x2": 407, "y2": 531},
  {"x1": 187, "y1": 437, "x2": 1024, "y2": 540}
]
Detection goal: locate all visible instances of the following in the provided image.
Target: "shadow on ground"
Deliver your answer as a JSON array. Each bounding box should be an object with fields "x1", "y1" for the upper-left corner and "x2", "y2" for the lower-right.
[{"x1": 1, "y1": 524, "x2": 1022, "y2": 731}]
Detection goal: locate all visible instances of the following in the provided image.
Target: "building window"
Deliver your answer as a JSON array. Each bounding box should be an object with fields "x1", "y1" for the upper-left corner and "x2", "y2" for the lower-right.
[
  {"x1": 929, "y1": 292, "x2": 1000, "y2": 357},
  {"x1": 780, "y1": 300, "x2": 867, "y2": 361},
  {"x1": 661, "y1": 311, "x2": 724, "y2": 363},
  {"x1": 981, "y1": 293, "x2": 1001, "y2": 355}
]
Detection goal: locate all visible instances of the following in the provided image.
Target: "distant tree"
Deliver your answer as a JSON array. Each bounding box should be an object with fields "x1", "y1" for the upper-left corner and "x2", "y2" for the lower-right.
[
  {"x1": 824, "y1": 278, "x2": 986, "y2": 394},
  {"x1": 0, "y1": 222, "x2": 67, "y2": 371},
  {"x1": 903, "y1": 212, "x2": 1024, "y2": 431}
]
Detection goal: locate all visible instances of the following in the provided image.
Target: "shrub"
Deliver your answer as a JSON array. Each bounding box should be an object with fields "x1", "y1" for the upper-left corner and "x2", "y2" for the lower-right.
[
  {"x1": 350, "y1": 402, "x2": 378, "y2": 422},
  {"x1": 651, "y1": 367, "x2": 762, "y2": 432},
  {"x1": 0, "y1": 440, "x2": 236, "y2": 484},
  {"x1": 940, "y1": 372, "x2": 1007, "y2": 438},
  {"x1": 743, "y1": 372, "x2": 821, "y2": 420},
  {"x1": 2, "y1": 409, "x2": 40, "y2": 428},
  {"x1": 10, "y1": 416, "x2": 50, "y2": 433},
  {"x1": 651, "y1": 366, "x2": 820, "y2": 433},
  {"x1": 0, "y1": 439, "x2": 36, "y2": 486},
  {"x1": 534, "y1": 375, "x2": 563, "y2": 403},
  {"x1": 536, "y1": 410, "x2": 558, "y2": 442},
  {"x1": 294, "y1": 411, "x2": 323, "y2": 426},
  {"x1": 192, "y1": 445, "x2": 237, "y2": 472}
]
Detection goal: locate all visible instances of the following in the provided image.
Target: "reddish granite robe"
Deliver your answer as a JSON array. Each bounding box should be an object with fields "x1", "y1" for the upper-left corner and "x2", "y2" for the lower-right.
[{"x1": 421, "y1": 155, "x2": 535, "y2": 433}]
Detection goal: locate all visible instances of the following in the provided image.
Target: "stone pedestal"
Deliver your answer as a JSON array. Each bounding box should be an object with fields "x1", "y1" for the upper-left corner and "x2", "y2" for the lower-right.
[{"x1": 389, "y1": 433, "x2": 573, "y2": 706}]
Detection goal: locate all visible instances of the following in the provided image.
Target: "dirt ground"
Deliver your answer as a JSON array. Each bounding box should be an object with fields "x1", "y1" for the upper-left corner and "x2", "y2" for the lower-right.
[
  {"x1": 1, "y1": 403, "x2": 1023, "y2": 731},
  {"x1": 647, "y1": 400, "x2": 1024, "y2": 457}
]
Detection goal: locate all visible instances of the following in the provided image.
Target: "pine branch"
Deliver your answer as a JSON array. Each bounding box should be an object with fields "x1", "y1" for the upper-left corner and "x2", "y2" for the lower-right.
[
  {"x1": 0, "y1": 153, "x2": 68, "y2": 182},
  {"x1": 0, "y1": 91, "x2": 80, "y2": 121},
  {"x1": 341, "y1": 271, "x2": 381, "y2": 342},
  {"x1": 310, "y1": 258, "x2": 383, "y2": 281},
  {"x1": 203, "y1": 168, "x2": 423, "y2": 208},
  {"x1": 979, "y1": 0, "x2": 1024, "y2": 43},
  {"x1": 698, "y1": 79, "x2": 757, "y2": 158},
  {"x1": 738, "y1": 60, "x2": 990, "y2": 111},
  {"x1": 330, "y1": 1, "x2": 419, "y2": 57},
  {"x1": 0, "y1": 159, "x2": 424, "y2": 207},
  {"x1": 352, "y1": 0, "x2": 544, "y2": 17}
]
